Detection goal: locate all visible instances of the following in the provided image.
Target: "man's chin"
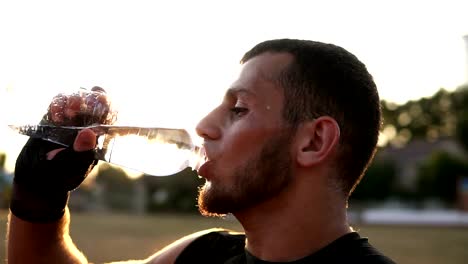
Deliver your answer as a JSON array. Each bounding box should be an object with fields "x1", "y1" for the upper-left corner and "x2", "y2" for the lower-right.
[
  {"x1": 197, "y1": 185, "x2": 233, "y2": 218},
  {"x1": 197, "y1": 199, "x2": 230, "y2": 218},
  {"x1": 198, "y1": 208, "x2": 228, "y2": 218}
]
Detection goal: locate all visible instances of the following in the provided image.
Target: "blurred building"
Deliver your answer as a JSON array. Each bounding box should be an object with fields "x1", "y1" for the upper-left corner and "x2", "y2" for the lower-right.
[
  {"x1": 457, "y1": 177, "x2": 468, "y2": 211},
  {"x1": 378, "y1": 137, "x2": 466, "y2": 190}
]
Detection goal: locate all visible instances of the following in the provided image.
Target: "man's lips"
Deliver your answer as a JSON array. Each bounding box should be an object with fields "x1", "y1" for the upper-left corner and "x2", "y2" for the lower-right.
[
  {"x1": 195, "y1": 145, "x2": 215, "y2": 179},
  {"x1": 196, "y1": 150, "x2": 213, "y2": 179},
  {"x1": 197, "y1": 160, "x2": 213, "y2": 179}
]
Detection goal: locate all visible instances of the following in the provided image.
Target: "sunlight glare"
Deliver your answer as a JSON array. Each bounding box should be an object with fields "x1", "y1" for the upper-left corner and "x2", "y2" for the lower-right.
[{"x1": 100, "y1": 134, "x2": 194, "y2": 177}]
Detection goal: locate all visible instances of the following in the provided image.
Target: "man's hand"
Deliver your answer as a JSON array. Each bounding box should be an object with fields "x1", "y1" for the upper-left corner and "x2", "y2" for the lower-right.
[
  {"x1": 10, "y1": 86, "x2": 113, "y2": 223},
  {"x1": 10, "y1": 129, "x2": 98, "y2": 222},
  {"x1": 7, "y1": 87, "x2": 114, "y2": 264}
]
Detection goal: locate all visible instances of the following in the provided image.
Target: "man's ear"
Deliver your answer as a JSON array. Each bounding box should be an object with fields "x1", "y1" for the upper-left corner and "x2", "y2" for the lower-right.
[{"x1": 295, "y1": 116, "x2": 340, "y2": 167}]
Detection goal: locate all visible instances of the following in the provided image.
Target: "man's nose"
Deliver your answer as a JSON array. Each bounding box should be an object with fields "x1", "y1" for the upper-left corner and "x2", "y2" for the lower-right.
[{"x1": 195, "y1": 108, "x2": 222, "y2": 141}]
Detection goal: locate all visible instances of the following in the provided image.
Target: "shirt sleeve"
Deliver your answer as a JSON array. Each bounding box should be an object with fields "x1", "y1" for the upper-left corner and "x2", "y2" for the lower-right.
[{"x1": 175, "y1": 229, "x2": 246, "y2": 264}]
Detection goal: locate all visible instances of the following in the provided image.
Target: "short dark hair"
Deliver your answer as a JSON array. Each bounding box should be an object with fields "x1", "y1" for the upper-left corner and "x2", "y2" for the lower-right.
[{"x1": 241, "y1": 39, "x2": 381, "y2": 196}]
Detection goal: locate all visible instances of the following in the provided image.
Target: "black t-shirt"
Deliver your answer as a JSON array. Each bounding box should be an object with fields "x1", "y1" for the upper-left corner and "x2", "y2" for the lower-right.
[{"x1": 175, "y1": 230, "x2": 396, "y2": 264}]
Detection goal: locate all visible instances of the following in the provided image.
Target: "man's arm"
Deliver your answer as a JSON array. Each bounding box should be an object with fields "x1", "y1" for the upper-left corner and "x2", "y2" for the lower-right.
[
  {"x1": 7, "y1": 208, "x2": 87, "y2": 264},
  {"x1": 8, "y1": 205, "x2": 218, "y2": 264}
]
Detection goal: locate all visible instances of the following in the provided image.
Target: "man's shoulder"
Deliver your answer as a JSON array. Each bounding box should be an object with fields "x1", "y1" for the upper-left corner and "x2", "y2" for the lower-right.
[
  {"x1": 174, "y1": 228, "x2": 246, "y2": 264},
  {"x1": 353, "y1": 255, "x2": 396, "y2": 264},
  {"x1": 318, "y1": 232, "x2": 396, "y2": 264},
  {"x1": 142, "y1": 228, "x2": 243, "y2": 264}
]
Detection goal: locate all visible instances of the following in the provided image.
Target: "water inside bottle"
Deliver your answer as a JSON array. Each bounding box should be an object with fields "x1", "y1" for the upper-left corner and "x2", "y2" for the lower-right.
[
  {"x1": 95, "y1": 126, "x2": 200, "y2": 176},
  {"x1": 9, "y1": 124, "x2": 204, "y2": 176}
]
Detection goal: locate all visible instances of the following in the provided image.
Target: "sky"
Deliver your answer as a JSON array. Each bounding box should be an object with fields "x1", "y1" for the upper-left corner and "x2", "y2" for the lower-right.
[{"x1": 0, "y1": 0, "x2": 467, "y2": 172}]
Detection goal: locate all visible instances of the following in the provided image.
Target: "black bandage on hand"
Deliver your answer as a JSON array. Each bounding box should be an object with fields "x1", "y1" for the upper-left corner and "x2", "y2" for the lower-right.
[{"x1": 10, "y1": 138, "x2": 98, "y2": 222}]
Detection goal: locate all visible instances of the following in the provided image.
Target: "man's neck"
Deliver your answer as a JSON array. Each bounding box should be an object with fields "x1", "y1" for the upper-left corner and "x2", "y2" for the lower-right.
[{"x1": 234, "y1": 178, "x2": 351, "y2": 262}]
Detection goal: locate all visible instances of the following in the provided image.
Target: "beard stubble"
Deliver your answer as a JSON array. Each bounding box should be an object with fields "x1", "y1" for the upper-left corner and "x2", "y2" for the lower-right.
[{"x1": 197, "y1": 130, "x2": 293, "y2": 217}]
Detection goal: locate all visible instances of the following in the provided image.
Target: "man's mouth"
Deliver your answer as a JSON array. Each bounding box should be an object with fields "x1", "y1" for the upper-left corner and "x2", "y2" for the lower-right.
[
  {"x1": 196, "y1": 146, "x2": 214, "y2": 178},
  {"x1": 192, "y1": 146, "x2": 205, "y2": 168}
]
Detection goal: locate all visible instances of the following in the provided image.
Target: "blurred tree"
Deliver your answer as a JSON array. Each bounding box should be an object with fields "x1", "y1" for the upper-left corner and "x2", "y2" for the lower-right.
[
  {"x1": 146, "y1": 168, "x2": 203, "y2": 213},
  {"x1": 453, "y1": 85, "x2": 468, "y2": 151},
  {"x1": 416, "y1": 151, "x2": 468, "y2": 204},
  {"x1": 456, "y1": 116, "x2": 468, "y2": 151},
  {"x1": 0, "y1": 153, "x2": 10, "y2": 208},
  {"x1": 351, "y1": 159, "x2": 397, "y2": 201},
  {"x1": 381, "y1": 86, "x2": 468, "y2": 148},
  {"x1": 0, "y1": 153, "x2": 5, "y2": 169},
  {"x1": 95, "y1": 164, "x2": 135, "y2": 211}
]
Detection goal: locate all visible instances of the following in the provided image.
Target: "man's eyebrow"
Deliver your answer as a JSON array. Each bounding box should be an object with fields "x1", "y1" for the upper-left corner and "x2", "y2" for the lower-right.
[{"x1": 225, "y1": 87, "x2": 256, "y2": 98}]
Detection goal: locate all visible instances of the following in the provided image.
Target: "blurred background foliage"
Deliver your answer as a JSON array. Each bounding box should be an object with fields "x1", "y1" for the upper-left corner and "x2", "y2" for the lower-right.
[
  {"x1": 350, "y1": 84, "x2": 468, "y2": 207},
  {"x1": 380, "y1": 84, "x2": 468, "y2": 148}
]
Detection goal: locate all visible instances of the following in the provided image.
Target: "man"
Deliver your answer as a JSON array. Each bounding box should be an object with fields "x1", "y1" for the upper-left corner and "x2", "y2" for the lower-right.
[{"x1": 7, "y1": 39, "x2": 396, "y2": 263}]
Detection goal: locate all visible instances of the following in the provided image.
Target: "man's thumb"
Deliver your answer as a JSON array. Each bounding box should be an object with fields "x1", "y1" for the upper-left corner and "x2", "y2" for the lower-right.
[{"x1": 73, "y1": 129, "x2": 97, "y2": 152}]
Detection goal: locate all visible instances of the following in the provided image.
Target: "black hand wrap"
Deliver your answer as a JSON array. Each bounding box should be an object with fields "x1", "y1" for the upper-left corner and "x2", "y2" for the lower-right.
[{"x1": 10, "y1": 138, "x2": 98, "y2": 222}]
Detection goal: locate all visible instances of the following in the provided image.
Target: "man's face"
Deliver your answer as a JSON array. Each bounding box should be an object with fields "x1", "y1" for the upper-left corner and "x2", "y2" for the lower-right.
[{"x1": 195, "y1": 52, "x2": 295, "y2": 216}]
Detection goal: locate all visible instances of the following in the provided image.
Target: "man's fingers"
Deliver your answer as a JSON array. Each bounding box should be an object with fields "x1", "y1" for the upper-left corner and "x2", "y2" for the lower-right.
[
  {"x1": 46, "y1": 129, "x2": 96, "y2": 160},
  {"x1": 73, "y1": 129, "x2": 97, "y2": 152},
  {"x1": 45, "y1": 129, "x2": 96, "y2": 160},
  {"x1": 46, "y1": 148, "x2": 66, "y2": 160}
]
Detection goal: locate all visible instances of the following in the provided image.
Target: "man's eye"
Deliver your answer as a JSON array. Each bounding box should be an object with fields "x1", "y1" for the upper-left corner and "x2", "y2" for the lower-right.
[{"x1": 230, "y1": 107, "x2": 248, "y2": 116}]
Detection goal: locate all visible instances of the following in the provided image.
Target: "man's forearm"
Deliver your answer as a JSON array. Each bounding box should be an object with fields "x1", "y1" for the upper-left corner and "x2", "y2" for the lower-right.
[{"x1": 7, "y1": 208, "x2": 88, "y2": 264}]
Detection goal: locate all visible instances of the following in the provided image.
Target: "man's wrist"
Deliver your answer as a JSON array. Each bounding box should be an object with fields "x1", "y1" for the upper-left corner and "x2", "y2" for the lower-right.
[{"x1": 10, "y1": 182, "x2": 70, "y2": 223}]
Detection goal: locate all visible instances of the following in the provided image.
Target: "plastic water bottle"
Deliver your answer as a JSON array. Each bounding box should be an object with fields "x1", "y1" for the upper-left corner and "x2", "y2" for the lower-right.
[
  {"x1": 7, "y1": 86, "x2": 204, "y2": 176},
  {"x1": 9, "y1": 124, "x2": 204, "y2": 176}
]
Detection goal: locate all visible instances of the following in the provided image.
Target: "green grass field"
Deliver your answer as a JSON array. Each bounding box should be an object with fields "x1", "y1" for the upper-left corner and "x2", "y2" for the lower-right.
[{"x1": 1, "y1": 210, "x2": 467, "y2": 263}]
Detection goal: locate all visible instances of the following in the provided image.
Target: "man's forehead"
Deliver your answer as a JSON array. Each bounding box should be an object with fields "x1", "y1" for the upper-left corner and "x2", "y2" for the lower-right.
[
  {"x1": 226, "y1": 52, "x2": 293, "y2": 95},
  {"x1": 243, "y1": 52, "x2": 293, "y2": 78}
]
